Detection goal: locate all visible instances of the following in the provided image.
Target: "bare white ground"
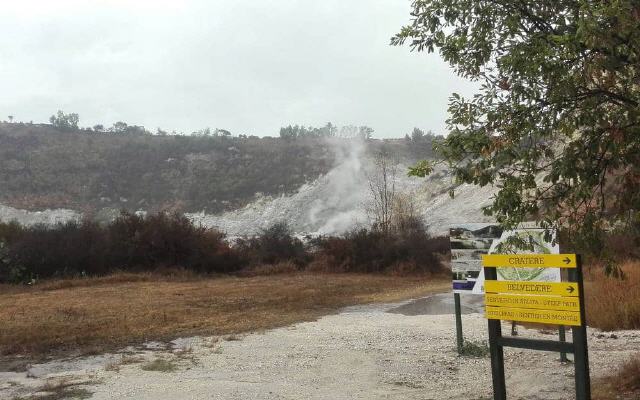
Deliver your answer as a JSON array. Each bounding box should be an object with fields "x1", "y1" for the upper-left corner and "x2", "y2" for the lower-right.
[{"x1": 2, "y1": 294, "x2": 638, "y2": 400}]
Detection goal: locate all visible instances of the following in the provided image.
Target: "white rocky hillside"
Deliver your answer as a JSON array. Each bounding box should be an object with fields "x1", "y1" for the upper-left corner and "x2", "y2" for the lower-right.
[{"x1": 0, "y1": 141, "x2": 496, "y2": 236}]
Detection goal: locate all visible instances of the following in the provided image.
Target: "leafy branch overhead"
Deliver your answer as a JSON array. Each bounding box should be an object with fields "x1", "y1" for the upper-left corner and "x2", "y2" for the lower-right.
[
  {"x1": 392, "y1": 0, "x2": 640, "y2": 249},
  {"x1": 407, "y1": 160, "x2": 434, "y2": 178}
]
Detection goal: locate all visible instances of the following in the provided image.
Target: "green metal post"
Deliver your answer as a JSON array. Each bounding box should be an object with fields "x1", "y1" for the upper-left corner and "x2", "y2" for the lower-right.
[
  {"x1": 454, "y1": 292, "x2": 463, "y2": 354},
  {"x1": 486, "y1": 265, "x2": 506, "y2": 400},
  {"x1": 559, "y1": 326, "x2": 568, "y2": 362},
  {"x1": 570, "y1": 255, "x2": 591, "y2": 399}
]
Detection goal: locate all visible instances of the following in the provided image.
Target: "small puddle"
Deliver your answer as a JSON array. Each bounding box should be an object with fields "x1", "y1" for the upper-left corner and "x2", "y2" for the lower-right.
[{"x1": 387, "y1": 293, "x2": 485, "y2": 316}]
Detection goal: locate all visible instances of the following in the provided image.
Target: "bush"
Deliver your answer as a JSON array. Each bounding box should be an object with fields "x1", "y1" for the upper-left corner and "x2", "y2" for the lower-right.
[
  {"x1": 458, "y1": 340, "x2": 490, "y2": 358},
  {"x1": 0, "y1": 212, "x2": 242, "y2": 283},
  {"x1": 107, "y1": 212, "x2": 241, "y2": 273},
  {"x1": 236, "y1": 222, "x2": 309, "y2": 268},
  {"x1": 0, "y1": 214, "x2": 449, "y2": 283},
  {"x1": 311, "y1": 221, "x2": 447, "y2": 274}
]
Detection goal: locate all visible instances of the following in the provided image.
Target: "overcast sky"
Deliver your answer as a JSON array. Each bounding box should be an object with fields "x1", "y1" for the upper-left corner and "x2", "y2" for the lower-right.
[{"x1": 1, "y1": 0, "x2": 477, "y2": 138}]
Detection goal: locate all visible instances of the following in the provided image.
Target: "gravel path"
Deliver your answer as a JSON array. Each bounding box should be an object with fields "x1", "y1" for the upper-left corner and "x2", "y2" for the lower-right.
[{"x1": 2, "y1": 293, "x2": 639, "y2": 400}]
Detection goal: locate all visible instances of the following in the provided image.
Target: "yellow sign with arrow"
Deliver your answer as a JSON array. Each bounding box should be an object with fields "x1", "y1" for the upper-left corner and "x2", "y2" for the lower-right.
[
  {"x1": 482, "y1": 254, "x2": 577, "y2": 268},
  {"x1": 484, "y1": 280, "x2": 579, "y2": 297}
]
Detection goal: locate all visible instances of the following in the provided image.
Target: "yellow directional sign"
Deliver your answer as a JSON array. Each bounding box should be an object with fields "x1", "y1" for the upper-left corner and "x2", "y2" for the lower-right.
[
  {"x1": 486, "y1": 306, "x2": 582, "y2": 326},
  {"x1": 482, "y1": 254, "x2": 577, "y2": 268},
  {"x1": 485, "y1": 293, "x2": 580, "y2": 312},
  {"x1": 485, "y1": 280, "x2": 579, "y2": 297}
]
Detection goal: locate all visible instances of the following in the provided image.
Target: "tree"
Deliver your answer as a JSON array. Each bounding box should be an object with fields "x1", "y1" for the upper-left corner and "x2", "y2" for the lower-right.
[
  {"x1": 279, "y1": 125, "x2": 298, "y2": 139},
  {"x1": 49, "y1": 110, "x2": 79, "y2": 131},
  {"x1": 92, "y1": 124, "x2": 104, "y2": 132},
  {"x1": 322, "y1": 122, "x2": 337, "y2": 137},
  {"x1": 215, "y1": 128, "x2": 232, "y2": 137},
  {"x1": 365, "y1": 151, "x2": 398, "y2": 235},
  {"x1": 358, "y1": 126, "x2": 374, "y2": 140},
  {"x1": 393, "y1": 1, "x2": 640, "y2": 251},
  {"x1": 108, "y1": 122, "x2": 147, "y2": 135},
  {"x1": 110, "y1": 121, "x2": 128, "y2": 134},
  {"x1": 410, "y1": 127, "x2": 425, "y2": 142},
  {"x1": 7, "y1": 116, "x2": 13, "y2": 123},
  {"x1": 194, "y1": 127, "x2": 212, "y2": 137}
]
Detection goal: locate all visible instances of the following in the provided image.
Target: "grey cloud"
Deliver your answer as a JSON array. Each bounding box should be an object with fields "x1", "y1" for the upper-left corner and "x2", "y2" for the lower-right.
[{"x1": 0, "y1": 0, "x2": 477, "y2": 137}]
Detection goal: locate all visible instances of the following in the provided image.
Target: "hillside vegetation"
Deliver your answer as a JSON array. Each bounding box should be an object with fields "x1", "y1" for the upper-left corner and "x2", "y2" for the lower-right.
[
  {"x1": 0, "y1": 123, "x2": 331, "y2": 213},
  {"x1": 0, "y1": 123, "x2": 436, "y2": 214}
]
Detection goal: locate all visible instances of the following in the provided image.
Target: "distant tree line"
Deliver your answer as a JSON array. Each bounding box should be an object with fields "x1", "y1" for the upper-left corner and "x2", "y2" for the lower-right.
[
  {"x1": 39, "y1": 110, "x2": 396, "y2": 142},
  {"x1": 403, "y1": 127, "x2": 442, "y2": 144},
  {"x1": 279, "y1": 123, "x2": 374, "y2": 140}
]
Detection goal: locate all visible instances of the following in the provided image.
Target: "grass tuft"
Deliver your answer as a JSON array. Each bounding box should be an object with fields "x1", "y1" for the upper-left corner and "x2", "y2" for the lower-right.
[
  {"x1": 13, "y1": 378, "x2": 93, "y2": 400},
  {"x1": 458, "y1": 340, "x2": 490, "y2": 358},
  {"x1": 141, "y1": 358, "x2": 178, "y2": 373}
]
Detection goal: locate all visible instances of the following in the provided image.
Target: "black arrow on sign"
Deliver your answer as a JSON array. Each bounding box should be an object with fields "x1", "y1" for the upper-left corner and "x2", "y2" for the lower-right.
[
  {"x1": 566, "y1": 286, "x2": 575, "y2": 294},
  {"x1": 563, "y1": 257, "x2": 571, "y2": 265}
]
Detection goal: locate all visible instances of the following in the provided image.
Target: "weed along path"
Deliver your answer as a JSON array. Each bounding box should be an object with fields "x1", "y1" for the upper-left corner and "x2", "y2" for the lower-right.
[{"x1": 2, "y1": 294, "x2": 640, "y2": 400}]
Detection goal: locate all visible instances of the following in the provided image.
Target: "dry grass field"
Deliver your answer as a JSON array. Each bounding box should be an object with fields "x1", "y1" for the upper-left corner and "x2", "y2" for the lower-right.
[
  {"x1": 0, "y1": 272, "x2": 448, "y2": 362},
  {"x1": 585, "y1": 260, "x2": 640, "y2": 331},
  {"x1": 584, "y1": 260, "x2": 640, "y2": 400}
]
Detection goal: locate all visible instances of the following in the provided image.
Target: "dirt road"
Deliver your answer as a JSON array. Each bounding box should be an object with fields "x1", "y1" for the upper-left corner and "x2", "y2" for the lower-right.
[{"x1": 2, "y1": 293, "x2": 638, "y2": 399}]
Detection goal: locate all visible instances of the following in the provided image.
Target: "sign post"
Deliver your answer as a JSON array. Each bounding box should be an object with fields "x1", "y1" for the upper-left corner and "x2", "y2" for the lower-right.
[
  {"x1": 449, "y1": 224, "x2": 504, "y2": 354},
  {"x1": 482, "y1": 253, "x2": 590, "y2": 399}
]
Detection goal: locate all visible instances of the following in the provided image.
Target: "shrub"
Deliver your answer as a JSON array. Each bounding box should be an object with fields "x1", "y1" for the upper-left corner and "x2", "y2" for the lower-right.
[
  {"x1": 235, "y1": 222, "x2": 309, "y2": 268},
  {"x1": 3, "y1": 220, "x2": 108, "y2": 281},
  {"x1": 311, "y1": 221, "x2": 446, "y2": 274},
  {"x1": 0, "y1": 212, "x2": 242, "y2": 283},
  {"x1": 107, "y1": 212, "x2": 241, "y2": 274},
  {"x1": 458, "y1": 340, "x2": 490, "y2": 358},
  {"x1": 0, "y1": 213, "x2": 448, "y2": 283}
]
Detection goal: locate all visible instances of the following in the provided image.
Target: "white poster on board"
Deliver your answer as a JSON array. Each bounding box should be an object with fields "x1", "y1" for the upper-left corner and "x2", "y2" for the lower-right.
[{"x1": 471, "y1": 224, "x2": 560, "y2": 295}]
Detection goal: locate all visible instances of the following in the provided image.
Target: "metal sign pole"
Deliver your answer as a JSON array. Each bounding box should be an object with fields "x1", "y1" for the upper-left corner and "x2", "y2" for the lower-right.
[
  {"x1": 559, "y1": 258, "x2": 568, "y2": 363},
  {"x1": 558, "y1": 326, "x2": 568, "y2": 362},
  {"x1": 570, "y1": 255, "x2": 591, "y2": 399},
  {"x1": 485, "y1": 265, "x2": 507, "y2": 400},
  {"x1": 454, "y1": 292, "x2": 464, "y2": 354}
]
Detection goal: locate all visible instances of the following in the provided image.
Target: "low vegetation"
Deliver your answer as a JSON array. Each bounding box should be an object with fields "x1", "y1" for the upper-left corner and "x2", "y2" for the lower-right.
[
  {"x1": 458, "y1": 340, "x2": 490, "y2": 358},
  {"x1": 585, "y1": 260, "x2": 640, "y2": 331},
  {"x1": 0, "y1": 212, "x2": 242, "y2": 283},
  {"x1": 310, "y1": 226, "x2": 448, "y2": 274},
  {"x1": 0, "y1": 273, "x2": 448, "y2": 362},
  {"x1": 13, "y1": 378, "x2": 94, "y2": 400},
  {"x1": 0, "y1": 213, "x2": 448, "y2": 284},
  {"x1": 141, "y1": 358, "x2": 179, "y2": 373},
  {"x1": 0, "y1": 123, "x2": 335, "y2": 213},
  {"x1": 593, "y1": 356, "x2": 640, "y2": 400}
]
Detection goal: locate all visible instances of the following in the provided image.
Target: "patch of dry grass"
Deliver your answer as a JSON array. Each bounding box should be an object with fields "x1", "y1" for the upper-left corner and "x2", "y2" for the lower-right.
[
  {"x1": 140, "y1": 358, "x2": 179, "y2": 373},
  {"x1": 593, "y1": 355, "x2": 640, "y2": 400},
  {"x1": 0, "y1": 273, "x2": 447, "y2": 361},
  {"x1": 585, "y1": 260, "x2": 640, "y2": 331},
  {"x1": 13, "y1": 378, "x2": 94, "y2": 400}
]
